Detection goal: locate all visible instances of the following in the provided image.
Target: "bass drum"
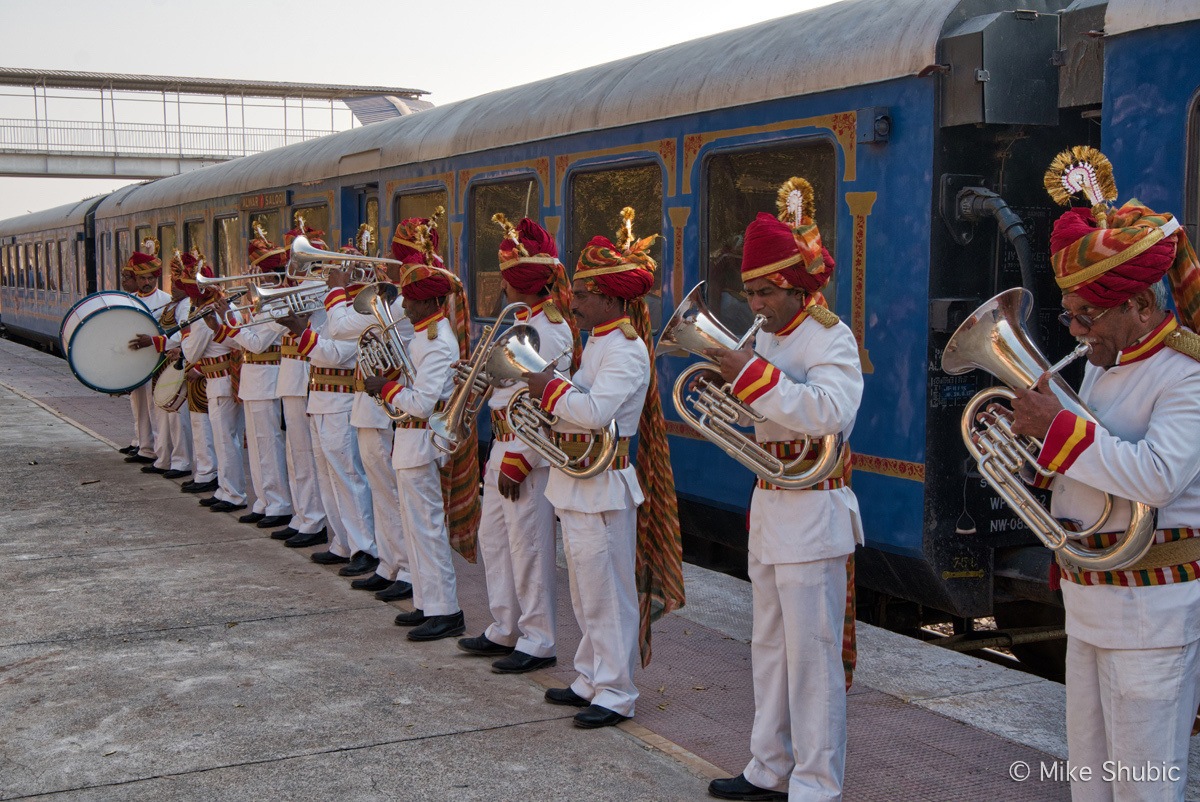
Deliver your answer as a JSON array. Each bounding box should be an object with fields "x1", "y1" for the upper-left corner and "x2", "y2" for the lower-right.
[
  {"x1": 60, "y1": 292, "x2": 163, "y2": 393},
  {"x1": 153, "y1": 360, "x2": 188, "y2": 412}
]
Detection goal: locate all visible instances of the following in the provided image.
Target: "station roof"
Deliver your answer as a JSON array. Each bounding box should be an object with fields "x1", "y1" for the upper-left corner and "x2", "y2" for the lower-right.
[{"x1": 0, "y1": 67, "x2": 428, "y2": 100}]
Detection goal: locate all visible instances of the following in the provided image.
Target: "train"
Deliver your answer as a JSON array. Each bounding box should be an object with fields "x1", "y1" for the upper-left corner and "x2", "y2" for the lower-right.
[{"x1": 2, "y1": 0, "x2": 1196, "y2": 675}]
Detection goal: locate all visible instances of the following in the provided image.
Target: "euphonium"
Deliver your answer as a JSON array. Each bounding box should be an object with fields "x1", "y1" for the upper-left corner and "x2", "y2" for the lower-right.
[
  {"x1": 941, "y1": 287, "x2": 1156, "y2": 572},
  {"x1": 656, "y1": 282, "x2": 846, "y2": 490},
  {"x1": 428, "y1": 302, "x2": 531, "y2": 454},
  {"x1": 353, "y1": 283, "x2": 416, "y2": 422},
  {"x1": 487, "y1": 326, "x2": 618, "y2": 480}
]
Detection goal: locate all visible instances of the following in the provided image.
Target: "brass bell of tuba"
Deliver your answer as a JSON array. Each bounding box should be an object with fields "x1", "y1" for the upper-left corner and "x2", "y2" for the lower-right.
[
  {"x1": 353, "y1": 284, "x2": 417, "y2": 422},
  {"x1": 941, "y1": 287, "x2": 1156, "y2": 572},
  {"x1": 488, "y1": 326, "x2": 618, "y2": 480},
  {"x1": 656, "y1": 282, "x2": 846, "y2": 490}
]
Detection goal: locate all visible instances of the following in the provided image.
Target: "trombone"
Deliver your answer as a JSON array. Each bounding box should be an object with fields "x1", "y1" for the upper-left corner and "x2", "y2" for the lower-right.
[
  {"x1": 428, "y1": 302, "x2": 531, "y2": 453},
  {"x1": 354, "y1": 283, "x2": 416, "y2": 421},
  {"x1": 287, "y1": 235, "x2": 403, "y2": 284},
  {"x1": 196, "y1": 271, "x2": 288, "y2": 292}
]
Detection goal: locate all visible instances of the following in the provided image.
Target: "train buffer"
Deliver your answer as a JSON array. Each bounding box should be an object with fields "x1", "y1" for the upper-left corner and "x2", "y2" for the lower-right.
[{"x1": 3, "y1": 337, "x2": 1188, "y2": 800}]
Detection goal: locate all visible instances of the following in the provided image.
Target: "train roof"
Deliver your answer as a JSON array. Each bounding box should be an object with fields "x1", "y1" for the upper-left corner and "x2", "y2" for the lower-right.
[
  {"x1": 1107, "y1": 0, "x2": 1200, "y2": 36},
  {"x1": 0, "y1": 197, "x2": 99, "y2": 237},
  {"x1": 99, "y1": 0, "x2": 960, "y2": 219}
]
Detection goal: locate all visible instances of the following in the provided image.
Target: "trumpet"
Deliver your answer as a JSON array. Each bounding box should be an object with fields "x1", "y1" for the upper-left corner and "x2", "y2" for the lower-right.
[
  {"x1": 287, "y1": 235, "x2": 402, "y2": 284},
  {"x1": 220, "y1": 281, "x2": 328, "y2": 328},
  {"x1": 656, "y1": 282, "x2": 847, "y2": 490},
  {"x1": 353, "y1": 283, "x2": 416, "y2": 421},
  {"x1": 942, "y1": 287, "x2": 1156, "y2": 572},
  {"x1": 428, "y1": 302, "x2": 531, "y2": 454},
  {"x1": 484, "y1": 327, "x2": 618, "y2": 479}
]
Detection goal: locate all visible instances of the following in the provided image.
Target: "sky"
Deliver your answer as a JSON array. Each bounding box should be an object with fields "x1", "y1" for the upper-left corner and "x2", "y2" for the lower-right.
[{"x1": 0, "y1": 0, "x2": 839, "y2": 221}]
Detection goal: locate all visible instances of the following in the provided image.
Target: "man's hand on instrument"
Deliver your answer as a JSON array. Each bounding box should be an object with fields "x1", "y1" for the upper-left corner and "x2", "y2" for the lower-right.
[
  {"x1": 522, "y1": 364, "x2": 556, "y2": 400},
  {"x1": 276, "y1": 314, "x2": 309, "y2": 337},
  {"x1": 362, "y1": 375, "x2": 389, "y2": 397},
  {"x1": 166, "y1": 347, "x2": 182, "y2": 362},
  {"x1": 1010, "y1": 373, "x2": 1064, "y2": 439},
  {"x1": 704, "y1": 345, "x2": 755, "y2": 383},
  {"x1": 498, "y1": 474, "x2": 522, "y2": 501},
  {"x1": 687, "y1": 367, "x2": 724, "y2": 394},
  {"x1": 128, "y1": 334, "x2": 154, "y2": 350},
  {"x1": 326, "y1": 267, "x2": 350, "y2": 289}
]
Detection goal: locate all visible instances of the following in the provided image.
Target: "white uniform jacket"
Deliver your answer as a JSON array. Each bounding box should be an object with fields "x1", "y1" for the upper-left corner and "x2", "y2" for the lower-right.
[
  {"x1": 322, "y1": 286, "x2": 413, "y2": 430},
  {"x1": 295, "y1": 312, "x2": 359, "y2": 415},
  {"x1": 1036, "y1": 315, "x2": 1200, "y2": 650},
  {"x1": 137, "y1": 288, "x2": 172, "y2": 318},
  {"x1": 380, "y1": 311, "x2": 457, "y2": 470},
  {"x1": 181, "y1": 310, "x2": 241, "y2": 401},
  {"x1": 268, "y1": 308, "x2": 324, "y2": 400},
  {"x1": 540, "y1": 316, "x2": 648, "y2": 514},
  {"x1": 730, "y1": 309, "x2": 864, "y2": 565},
  {"x1": 232, "y1": 323, "x2": 282, "y2": 402}
]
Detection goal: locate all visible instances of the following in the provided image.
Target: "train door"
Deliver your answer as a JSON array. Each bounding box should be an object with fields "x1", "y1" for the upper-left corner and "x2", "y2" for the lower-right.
[{"x1": 340, "y1": 185, "x2": 379, "y2": 255}]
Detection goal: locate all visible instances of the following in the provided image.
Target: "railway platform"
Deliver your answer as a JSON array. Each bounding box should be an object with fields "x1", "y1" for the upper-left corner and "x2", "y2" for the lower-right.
[{"x1": 1, "y1": 337, "x2": 1191, "y2": 801}]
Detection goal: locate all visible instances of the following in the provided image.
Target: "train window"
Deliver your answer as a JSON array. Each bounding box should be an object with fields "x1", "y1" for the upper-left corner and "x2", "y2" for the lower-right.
[
  {"x1": 75, "y1": 241, "x2": 86, "y2": 295},
  {"x1": 469, "y1": 178, "x2": 540, "y2": 319},
  {"x1": 1188, "y1": 95, "x2": 1200, "y2": 243},
  {"x1": 116, "y1": 230, "x2": 131, "y2": 285},
  {"x1": 1, "y1": 245, "x2": 8, "y2": 287},
  {"x1": 17, "y1": 243, "x2": 27, "y2": 288},
  {"x1": 248, "y1": 211, "x2": 280, "y2": 244},
  {"x1": 184, "y1": 220, "x2": 205, "y2": 260},
  {"x1": 394, "y1": 190, "x2": 449, "y2": 259},
  {"x1": 34, "y1": 241, "x2": 45, "y2": 291},
  {"x1": 703, "y1": 140, "x2": 837, "y2": 332},
  {"x1": 366, "y1": 197, "x2": 379, "y2": 244},
  {"x1": 158, "y1": 224, "x2": 177, "y2": 290},
  {"x1": 47, "y1": 239, "x2": 58, "y2": 292},
  {"x1": 101, "y1": 232, "x2": 111, "y2": 291},
  {"x1": 58, "y1": 241, "x2": 69, "y2": 295},
  {"x1": 135, "y1": 226, "x2": 153, "y2": 256},
  {"x1": 292, "y1": 205, "x2": 329, "y2": 242},
  {"x1": 567, "y1": 164, "x2": 664, "y2": 328},
  {"x1": 214, "y1": 217, "x2": 240, "y2": 276}
]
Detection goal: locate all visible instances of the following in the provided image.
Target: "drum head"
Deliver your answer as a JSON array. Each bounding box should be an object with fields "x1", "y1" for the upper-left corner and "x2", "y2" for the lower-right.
[
  {"x1": 153, "y1": 363, "x2": 187, "y2": 411},
  {"x1": 66, "y1": 306, "x2": 163, "y2": 393}
]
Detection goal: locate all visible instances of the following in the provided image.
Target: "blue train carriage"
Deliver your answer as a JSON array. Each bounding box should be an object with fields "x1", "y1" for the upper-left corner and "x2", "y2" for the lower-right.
[{"x1": 0, "y1": 196, "x2": 102, "y2": 348}]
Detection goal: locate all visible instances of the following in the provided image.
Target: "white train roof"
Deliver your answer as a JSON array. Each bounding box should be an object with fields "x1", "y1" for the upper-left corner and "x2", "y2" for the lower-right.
[
  {"x1": 99, "y1": 0, "x2": 959, "y2": 219},
  {"x1": 0, "y1": 197, "x2": 97, "y2": 237},
  {"x1": 1107, "y1": 0, "x2": 1200, "y2": 36}
]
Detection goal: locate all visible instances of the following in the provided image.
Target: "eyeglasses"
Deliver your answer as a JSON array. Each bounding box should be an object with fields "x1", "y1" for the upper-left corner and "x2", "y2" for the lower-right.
[{"x1": 1058, "y1": 304, "x2": 1118, "y2": 330}]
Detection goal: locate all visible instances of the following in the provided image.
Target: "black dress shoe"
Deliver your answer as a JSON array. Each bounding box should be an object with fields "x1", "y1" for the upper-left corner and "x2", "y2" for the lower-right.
[
  {"x1": 284, "y1": 530, "x2": 327, "y2": 548},
  {"x1": 271, "y1": 527, "x2": 299, "y2": 541},
  {"x1": 183, "y1": 479, "x2": 219, "y2": 494},
  {"x1": 544, "y1": 687, "x2": 590, "y2": 708},
  {"x1": 375, "y1": 580, "x2": 413, "y2": 601},
  {"x1": 492, "y1": 651, "x2": 557, "y2": 674},
  {"x1": 238, "y1": 512, "x2": 265, "y2": 524},
  {"x1": 162, "y1": 469, "x2": 191, "y2": 480},
  {"x1": 140, "y1": 465, "x2": 168, "y2": 474},
  {"x1": 209, "y1": 501, "x2": 248, "y2": 513},
  {"x1": 350, "y1": 573, "x2": 392, "y2": 591},
  {"x1": 119, "y1": 445, "x2": 138, "y2": 455},
  {"x1": 407, "y1": 611, "x2": 466, "y2": 641},
  {"x1": 338, "y1": 552, "x2": 380, "y2": 577},
  {"x1": 311, "y1": 550, "x2": 350, "y2": 565},
  {"x1": 124, "y1": 454, "x2": 155, "y2": 464},
  {"x1": 573, "y1": 705, "x2": 629, "y2": 729},
  {"x1": 199, "y1": 496, "x2": 221, "y2": 507},
  {"x1": 393, "y1": 608, "x2": 428, "y2": 627},
  {"x1": 456, "y1": 634, "x2": 515, "y2": 656},
  {"x1": 707, "y1": 775, "x2": 787, "y2": 801},
  {"x1": 255, "y1": 515, "x2": 291, "y2": 529}
]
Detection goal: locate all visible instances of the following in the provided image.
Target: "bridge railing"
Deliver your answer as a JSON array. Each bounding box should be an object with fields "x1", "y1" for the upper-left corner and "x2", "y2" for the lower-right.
[{"x1": 0, "y1": 118, "x2": 332, "y2": 159}]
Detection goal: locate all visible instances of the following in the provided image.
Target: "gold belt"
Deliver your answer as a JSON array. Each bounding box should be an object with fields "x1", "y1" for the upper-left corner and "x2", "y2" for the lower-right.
[
  {"x1": 555, "y1": 434, "x2": 631, "y2": 470},
  {"x1": 755, "y1": 439, "x2": 848, "y2": 491},
  {"x1": 243, "y1": 346, "x2": 282, "y2": 365},
  {"x1": 309, "y1": 367, "x2": 356, "y2": 394},
  {"x1": 197, "y1": 356, "x2": 233, "y2": 379}
]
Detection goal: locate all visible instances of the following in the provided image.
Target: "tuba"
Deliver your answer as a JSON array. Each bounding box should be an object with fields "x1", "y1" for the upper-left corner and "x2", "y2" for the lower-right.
[
  {"x1": 942, "y1": 287, "x2": 1156, "y2": 572},
  {"x1": 428, "y1": 302, "x2": 530, "y2": 454},
  {"x1": 657, "y1": 282, "x2": 846, "y2": 490},
  {"x1": 488, "y1": 326, "x2": 618, "y2": 479},
  {"x1": 353, "y1": 283, "x2": 416, "y2": 422}
]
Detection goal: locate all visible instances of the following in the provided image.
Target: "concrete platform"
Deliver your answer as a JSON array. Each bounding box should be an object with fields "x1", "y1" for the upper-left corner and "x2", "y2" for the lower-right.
[{"x1": 0, "y1": 337, "x2": 1181, "y2": 800}]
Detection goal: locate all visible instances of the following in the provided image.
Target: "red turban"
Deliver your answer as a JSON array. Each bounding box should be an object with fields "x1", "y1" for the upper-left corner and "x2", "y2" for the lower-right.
[
  {"x1": 124, "y1": 251, "x2": 162, "y2": 279},
  {"x1": 1050, "y1": 203, "x2": 1181, "y2": 308},
  {"x1": 249, "y1": 236, "x2": 287, "y2": 272},
  {"x1": 392, "y1": 217, "x2": 440, "y2": 262},
  {"x1": 498, "y1": 217, "x2": 561, "y2": 295},
  {"x1": 740, "y1": 214, "x2": 834, "y2": 293},
  {"x1": 398, "y1": 255, "x2": 454, "y2": 301},
  {"x1": 174, "y1": 251, "x2": 214, "y2": 301},
  {"x1": 283, "y1": 221, "x2": 326, "y2": 252}
]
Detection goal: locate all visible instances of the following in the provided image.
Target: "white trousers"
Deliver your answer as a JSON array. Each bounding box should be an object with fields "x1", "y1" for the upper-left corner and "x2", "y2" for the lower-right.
[
  {"x1": 281, "y1": 396, "x2": 326, "y2": 535},
  {"x1": 395, "y1": 461, "x2": 458, "y2": 616},
  {"x1": 559, "y1": 505, "x2": 639, "y2": 717},
  {"x1": 309, "y1": 411, "x2": 374, "y2": 559},
  {"x1": 152, "y1": 401, "x2": 192, "y2": 471},
  {"x1": 209, "y1": 396, "x2": 246, "y2": 506},
  {"x1": 130, "y1": 384, "x2": 155, "y2": 459},
  {"x1": 479, "y1": 462, "x2": 557, "y2": 657},
  {"x1": 189, "y1": 410, "x2": 217, "y2": 484},
  {"x1": 357, "y1": 426, "x2": 409, "y2": 580},
  {"x1": 1066, "y1": 636, "x2": 1200, "y2": 802},
  {"x1": 244, "y1": 399, "x2": 292, "y2": 516},
  {"x1": 743, "y1": 554, "x2": 848, "y2": 802}
]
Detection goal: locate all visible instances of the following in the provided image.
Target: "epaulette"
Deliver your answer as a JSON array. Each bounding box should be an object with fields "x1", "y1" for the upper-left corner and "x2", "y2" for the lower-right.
[
  {"x1": 808, "y1": 305, "x2": 840, "y2": 328},
  {"x1": 618, "y1": 320, "x2": 638, "y2": 340},
  {"x1": 427, "y1": 319, "x2": 439, "y2": 340},
  {"x1": 543, "y1": 300, "x2": 564, "y2": 324},
  {"x1": 1167, "y1": 328, "x2": 1200, "y2": 362}
]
